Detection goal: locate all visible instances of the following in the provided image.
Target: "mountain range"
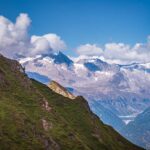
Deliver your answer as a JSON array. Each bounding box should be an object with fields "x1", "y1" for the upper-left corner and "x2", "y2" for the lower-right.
[
  {"x1": 48, "y1": 78, "x2": 150, "y2": 150},
  {"x1": 18, "y1": 51, "x2": 150, "y2": 149},
  {"x1": 0, "y1": 53, "x2": 144, "y2": 150}
]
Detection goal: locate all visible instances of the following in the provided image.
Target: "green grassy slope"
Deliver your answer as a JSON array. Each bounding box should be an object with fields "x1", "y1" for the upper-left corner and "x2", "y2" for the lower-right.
[{"x1": 0, "y1": 54, "x2": 144, "y2": 150}]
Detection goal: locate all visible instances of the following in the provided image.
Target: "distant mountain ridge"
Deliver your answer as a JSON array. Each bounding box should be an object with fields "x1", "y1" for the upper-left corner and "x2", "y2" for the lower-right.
[
  {"x1": 19, "y1": 51, "x2": 150, "y2": 119},
  {"x1": 27, "y1": 72, "x2": 50, "y2": 84},
  {"x1": 121, "y1": 106, "x2": 150, "y2": 149},
  {"x1": 89, "y1": 100, "x2": 126, "y2": 132}
]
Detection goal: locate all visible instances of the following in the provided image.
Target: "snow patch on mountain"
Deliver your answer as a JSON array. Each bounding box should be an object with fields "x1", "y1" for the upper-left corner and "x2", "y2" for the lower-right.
[{"x1": 19, "y1": 52, "x2": 150, "y2": 125}]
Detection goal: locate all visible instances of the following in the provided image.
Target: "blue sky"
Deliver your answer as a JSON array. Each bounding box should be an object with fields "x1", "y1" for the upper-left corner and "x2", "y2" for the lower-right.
[{"x1": 0, "y1": 0, "x2": 150, "y2": 56}]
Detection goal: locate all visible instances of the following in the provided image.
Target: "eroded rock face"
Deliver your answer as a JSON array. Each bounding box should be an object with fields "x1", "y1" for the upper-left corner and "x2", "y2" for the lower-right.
[
  {"x1": 48, "y1": 81, "x2": 76, "y2": 100},
  {"x1": 42, "y1": 98, "x2": 52, "y2": 112}
]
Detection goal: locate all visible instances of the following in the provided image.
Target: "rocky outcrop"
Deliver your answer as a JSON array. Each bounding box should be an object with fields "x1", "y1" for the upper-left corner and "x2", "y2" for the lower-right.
[{"x1": 48, "y1": 81, "x2": 76, "y2": 99}]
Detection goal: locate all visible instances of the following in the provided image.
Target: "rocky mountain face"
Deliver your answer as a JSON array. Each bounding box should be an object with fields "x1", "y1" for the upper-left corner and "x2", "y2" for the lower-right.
[
  {"x1": 120, "y1": 106, "x2": 150, "y2": 149},
  {"x1": 90, "y1": 100, "x2": 126, "y2": 132},
  {"x1": 0, "y1": 54, "x2": 144, "y2": 150},
  {"x1": 48, "y1": 80, "x2": 76, "y2": 99}
]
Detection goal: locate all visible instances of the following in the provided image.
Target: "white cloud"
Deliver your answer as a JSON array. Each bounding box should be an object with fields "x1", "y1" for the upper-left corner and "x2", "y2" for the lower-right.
[
  {"x1": 0, "y1": 13, "x2": 67, "y2": 58},
  {"x1": 30, "y1": 37, "x2": 52, "y2": 56},
  {"x1": 15, "y1": 13, "x2": 31, "y2": 30},
  {"x1": 104, "y1": 41, "x2": 150, "y2": 64},
  {"x1": 1, "y1": 13, "x2": 150, "y2": 65},
  {"x1": 0, "y1": 13, "x2": 31, "y2": 58},
  {"x1": 31, "y1": 34, "x2": 66, "y2": 52},
  {"x1": 76, "y1": 44, "x2": 103, "y2": 56},
  {"x1": 76, "y1": 38, "x2": 150, "y2": 64}
]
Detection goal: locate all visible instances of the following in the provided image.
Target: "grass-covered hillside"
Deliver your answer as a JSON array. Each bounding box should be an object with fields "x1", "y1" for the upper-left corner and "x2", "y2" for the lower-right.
[{"x1": 0, "y1": 54, "x2": 144, "y2": 150}]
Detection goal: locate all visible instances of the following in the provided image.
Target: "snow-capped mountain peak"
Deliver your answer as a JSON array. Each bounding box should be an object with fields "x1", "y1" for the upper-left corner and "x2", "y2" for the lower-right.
[{"x1": 19, "y1": 52, "x2": 150, "y2": 126}]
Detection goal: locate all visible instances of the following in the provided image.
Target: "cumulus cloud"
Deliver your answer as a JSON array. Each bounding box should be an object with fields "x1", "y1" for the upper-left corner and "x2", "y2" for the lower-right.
[
  {"x1": 0, "y1": 13, "x2": 31, "y2": 58},
  {"x1": 76, "y1": 44, "x2": 103, "y2": 56},
  {"x1": 31, "y1": 34, "x2": 66, "y2": 52},
  {"x1": 0, "y1": 13, "x2": 66, "y2": 58},
  {"x1": 76, "y1": 38, "x2": 150, "y2": 64},
  {"x1": 1, "y1": 13, "x2": 150, "y2": 65}
]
